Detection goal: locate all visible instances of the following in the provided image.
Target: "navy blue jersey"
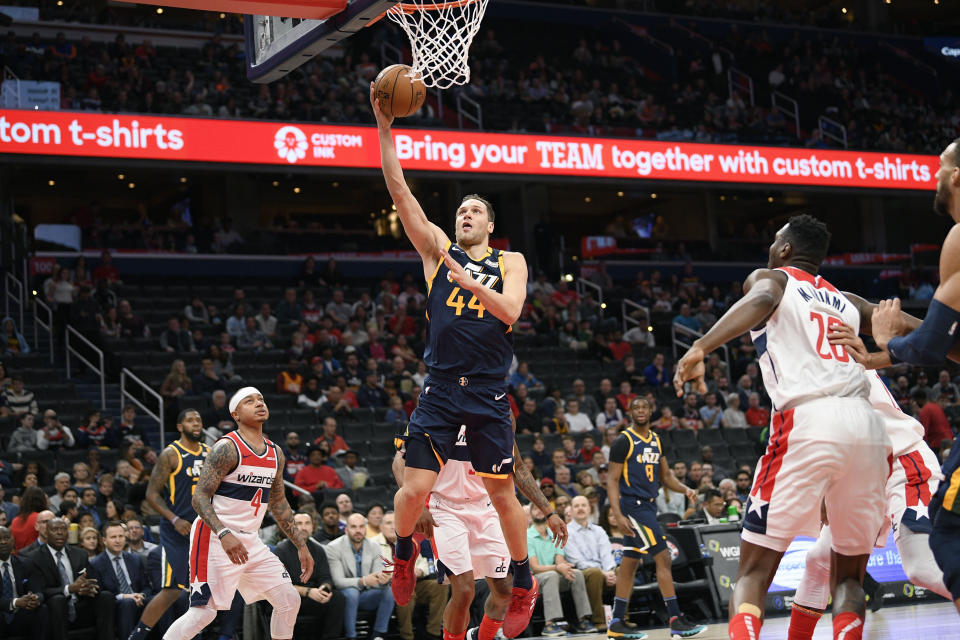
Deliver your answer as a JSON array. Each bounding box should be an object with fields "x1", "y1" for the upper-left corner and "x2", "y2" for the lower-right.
[
  {"x1": 162, "y1": 440, "x2": 209, "y2": 521},
  {"x1": 424, "y1": 241, "x2": 513, "y2": 379},
  {"x1": 608, "y1": 427, "x2": 663, "y2": 501}
]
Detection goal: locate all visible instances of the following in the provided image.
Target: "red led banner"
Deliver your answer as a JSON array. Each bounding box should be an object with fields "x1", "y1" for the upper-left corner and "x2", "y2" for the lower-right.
[{"x1": 0, "y1": 110, "x2": 936, "y2": 190}]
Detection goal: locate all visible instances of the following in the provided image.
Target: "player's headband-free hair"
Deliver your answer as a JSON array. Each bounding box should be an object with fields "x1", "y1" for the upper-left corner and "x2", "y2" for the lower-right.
[{"x1": 229, "y1": 386, "x2": 263, "y2": 413}]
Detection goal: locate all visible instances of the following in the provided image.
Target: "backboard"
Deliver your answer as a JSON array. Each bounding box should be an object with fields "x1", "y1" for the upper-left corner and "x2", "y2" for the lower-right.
[{"x1": 245, "y1": 0, "x2": 399, "y2": 83}]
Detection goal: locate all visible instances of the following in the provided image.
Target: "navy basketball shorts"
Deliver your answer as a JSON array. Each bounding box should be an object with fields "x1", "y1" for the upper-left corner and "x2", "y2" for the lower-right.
[
  {"x1": 159, "y1": 520, "x2": 191, "y2": 590},
  {"x1": 929, "y1": 514, "x2": 960, "y2": 601},
  {"x1": 620, "y1": 498, "x2": 667, "y2": 558},
  {"x1": 404, "y1": 373, "x2": 515, "y2": 478}
]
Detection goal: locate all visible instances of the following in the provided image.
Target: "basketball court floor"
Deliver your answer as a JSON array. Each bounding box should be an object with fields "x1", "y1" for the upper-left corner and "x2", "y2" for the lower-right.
[{"x1": 526, "y1": 602, "x2": 957, "y2": 640}]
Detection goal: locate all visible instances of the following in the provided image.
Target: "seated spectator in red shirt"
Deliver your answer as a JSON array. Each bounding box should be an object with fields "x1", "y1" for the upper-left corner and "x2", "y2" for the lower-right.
[
  {"x1": 314, "y1": 416, "x2": 349, "y2": 456},
  {"x1": 294, "y1": 444, "x2": 344, "y2": 492},
  {"x1": 92, "y1": 250, "x2": 121, "y2": 284},
  {"x1": 388, "y1": 304, "x2": 417, "y2": 337},
  {"x1": 550, "y1": 280, "x2": 579, "y2": 307},
  {"x1": 914, "y1": 390, "x2": 953, "y2": 450},
  {"x1": 744, "y1": 392, "x2": 770, "y2": 427},
  {"x1": 616, "y1": 381, "x2": 637, "y2": 412},
  {"x1": 607, "y1": 330, "x2": 632, "y2": 361},
  {"x1": 578, "y1": 434, "x2": 601, "y2": 464}
]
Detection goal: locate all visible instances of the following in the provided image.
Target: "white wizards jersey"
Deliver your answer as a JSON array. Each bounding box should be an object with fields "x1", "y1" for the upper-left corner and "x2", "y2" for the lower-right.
[
  {"x1": 212, "y1": 431, "x2": 278, "y2": 533},
  {"x1": 867, "y1": 372, "x2": 925, "y2": 457},
  {"x1": 749, "y1": 266, "x2": 869, "y2": 411},
  {"x1": 431, "y1": 425, "x2": 491, "y2": 503}
]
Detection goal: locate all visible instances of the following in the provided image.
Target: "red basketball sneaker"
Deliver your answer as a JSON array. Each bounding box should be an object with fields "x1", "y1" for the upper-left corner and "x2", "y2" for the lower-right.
[
  {"x1": 502, "y1": 576, "x2": 538, "y2": 638},
  {"x1": 388, "y1": 544, "x2": 419, "y2": 607}
]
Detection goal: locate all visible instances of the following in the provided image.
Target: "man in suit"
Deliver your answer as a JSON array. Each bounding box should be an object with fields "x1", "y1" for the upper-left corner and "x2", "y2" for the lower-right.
[
  {"x1": 324, "y1": 513, "x2": 394, "y2": 640},
  {"x1": 91, "y1": 521, "x2": 152, "y2": 640},
  {"x1": 19, "y1": 510, "x2": 54, "y2": 557},
  {"x1": 25, "y1": 517, "x2": 115, "y2": 640},
  {"x1": 0, "y1": 525, "x2": 47, "y2": 640},
  {"x1": 273, "y1": 511, "x2": 345, "y2": 639}
]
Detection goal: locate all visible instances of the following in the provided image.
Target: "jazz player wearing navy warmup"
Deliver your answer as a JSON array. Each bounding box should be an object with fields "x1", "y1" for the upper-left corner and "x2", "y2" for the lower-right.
[
  {"x1": 606, "y1": 398, "x2": 706, "y2": 639},
  {"x1": 371, "y1": 85, "x2": 538, "y2": 639},
  {"x1": 127, "y1": 409, "x2": 209, "y2": 640}
]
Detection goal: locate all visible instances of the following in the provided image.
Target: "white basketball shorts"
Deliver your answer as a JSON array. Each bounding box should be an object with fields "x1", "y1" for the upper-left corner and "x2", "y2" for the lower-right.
[{"x1": 430, "y1": 494, "x2": 511, "y2": 580}]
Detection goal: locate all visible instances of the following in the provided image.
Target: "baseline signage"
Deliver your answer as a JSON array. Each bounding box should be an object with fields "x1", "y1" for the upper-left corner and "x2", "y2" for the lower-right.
[{"x1": 0, "y1": 109, "x2": 937, "y2": 190}]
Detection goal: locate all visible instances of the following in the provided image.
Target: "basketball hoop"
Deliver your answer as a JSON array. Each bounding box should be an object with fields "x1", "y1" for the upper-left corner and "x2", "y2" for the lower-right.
[{"x1": 385, "y1": 0, "x2": 489, "y2": 90}]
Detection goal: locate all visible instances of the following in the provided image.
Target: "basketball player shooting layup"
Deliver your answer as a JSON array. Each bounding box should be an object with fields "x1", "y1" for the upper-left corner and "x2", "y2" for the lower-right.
[
  {"x1": 370, "y1": 83, "x2": 539, "y2": 637},
  {"x1": 826, "y1": 138, "x2": 960, "y2": 615},
  {"x1": 673, "y1": 214, "x2": 892, "y2": 640},
  {"x1": 161, "y1": 388, "x2": 313, "y2": 640}
]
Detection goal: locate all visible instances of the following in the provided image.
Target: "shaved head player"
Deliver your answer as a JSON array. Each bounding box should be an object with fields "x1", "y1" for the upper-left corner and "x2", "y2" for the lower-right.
[{"x1": 371, "y1": 84, "x2": 538, "y2": 639}]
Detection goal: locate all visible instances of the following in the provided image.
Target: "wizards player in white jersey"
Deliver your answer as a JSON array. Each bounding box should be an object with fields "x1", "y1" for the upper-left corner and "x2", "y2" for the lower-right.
[
  {"x1": 371, "y1": 83, "x2": 537, "y2": 640},
  {"x1": 674, "y1": 215, "x2": 891, "y2": 640},
  {"x1": 162, "y1": 388, "x2": 313, "y2": 640},
  {"x1": 787, "y1": 366, "x2": 950, "y2": 638},
  {"x1": 392, "y1": 422, "x2": 567, "y2": 640}
]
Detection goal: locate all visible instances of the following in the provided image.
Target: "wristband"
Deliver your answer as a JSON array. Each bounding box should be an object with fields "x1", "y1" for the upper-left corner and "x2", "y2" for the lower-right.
[
  {"x1": 171, "y1": 516, "x2": 180, "y2": 525},
  {"x1": 544, "y1": 511, "x2": 557, "y2": 520},
  {"x1": 217, "y1": 528, "x2": 233, "y2": 540}
]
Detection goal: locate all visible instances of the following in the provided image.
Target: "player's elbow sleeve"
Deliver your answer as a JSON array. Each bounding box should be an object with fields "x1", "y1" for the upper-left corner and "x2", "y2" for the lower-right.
[{"x1": 888, "y1": 299, "x2": 960, "y2": 366}]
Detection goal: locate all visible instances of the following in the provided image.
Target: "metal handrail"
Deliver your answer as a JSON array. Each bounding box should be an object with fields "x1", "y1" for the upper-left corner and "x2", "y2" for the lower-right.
[
  {"x1": 818, "y1": 115, "x2": 848, "y2": 149},
  {"x1": 283, "y1": 479, "x2": 312, "y2": 497},
  {"x1": 621, "y1": 299, "x2": 651, "y2": 335},
  {"x1": 456, "y1": 92, "x2": 482, "y2": 129},
  {"x1": 575, "y1": 278, "x2": 604, "y2": 317},
  {"x1": 33, "y1": 297, "x2": 54, "y2": 364},
  {"x1": 671, "y1": 322, "x2": 731, "y2": 383},
  {"x1": 65, "y1": 325, "x2": 106, "y2": 410},
  {"x1": 727, "y1": 68, "x2": 754, "y2": 107},
  {"x1": 121, "y1": 367, "x2": 165, "y2": 448},
  {"x1": 4, "y1": 271, "x2": 24, "y2": 337},
  {"x1": 771, "y1": 91, "x2": 800, "y2": 139}
]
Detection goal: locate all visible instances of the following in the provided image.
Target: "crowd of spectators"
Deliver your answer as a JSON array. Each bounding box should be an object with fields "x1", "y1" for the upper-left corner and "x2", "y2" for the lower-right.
[
  {"x1": 0, "y1": 2, "x2": 953, "y2": 154},
  {"x1": 3, "y1": 249, "x2": 960, "y2": 638}
]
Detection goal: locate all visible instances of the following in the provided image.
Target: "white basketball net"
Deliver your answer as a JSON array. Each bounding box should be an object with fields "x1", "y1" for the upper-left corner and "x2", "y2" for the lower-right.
[{"x1": 386, "y1": 0, "x2": 489, "y2": 90}]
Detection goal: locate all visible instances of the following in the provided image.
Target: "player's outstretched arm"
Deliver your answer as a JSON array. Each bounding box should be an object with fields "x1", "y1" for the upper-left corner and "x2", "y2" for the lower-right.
[
  {"x1": 512, "y1": 441, "x2": 567, "y2": 547},
  {"x1": 673, "y1": 268, "x2": 786, "y2": 396},
  {"x1": 370, "y1": 83, "x2": 449, "y2": 270},
  {"x1": 145, "y1": 447, "x2": 190, "y2": 535},
  {"x1": 268, "y1": 448, "x2": 314, "y2": 581},
  {"x1": 444, "y1": 250, "x2": 528, "y2": 326}
]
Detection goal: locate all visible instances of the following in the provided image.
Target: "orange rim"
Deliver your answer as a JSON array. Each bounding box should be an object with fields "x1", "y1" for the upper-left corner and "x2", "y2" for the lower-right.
[
  {"x1": 390, "y1": 0, "x2": 481, "y2": 13},
  {"x1": 367, "y1": 0, "x2": 480, "y2": 27}
]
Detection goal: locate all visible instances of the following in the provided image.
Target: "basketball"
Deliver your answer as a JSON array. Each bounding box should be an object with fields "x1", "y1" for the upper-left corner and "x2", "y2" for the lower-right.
[{"x1": 373, "y1": 64, "x2": 426, "y2": 118}]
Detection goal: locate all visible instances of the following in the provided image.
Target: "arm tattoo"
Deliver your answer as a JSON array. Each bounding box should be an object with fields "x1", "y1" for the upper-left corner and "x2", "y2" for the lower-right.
[
  {"x1": 268, "y1": 448, "x2": 309, "y2": 548},
  {"x1": 192, "y1": 439, "x2": 236, "y2": 534},
  {"x1": 145, "y1": 447, "x2": 176, "y2": 520},
  {"x1": 512, "y1": 443, "x2": 552, "y2": 513}
]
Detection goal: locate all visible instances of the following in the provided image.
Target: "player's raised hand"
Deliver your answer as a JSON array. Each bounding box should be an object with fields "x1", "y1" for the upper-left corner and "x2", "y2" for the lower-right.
[
  {"x1": 546, "y1": 512, "x2": 568, "y2": 549},
  {"x1": 871, "y1": 298, "x2": 904, "y2": 350},
  {"x1": 297, "y1": 543, "x2": 315, "y2": 582},
  {"x1": 440, "y1": 248, "x2": 479, "y2": 292},
  {"x1": 369, "y1": 82, "x2": 394, "y2": 130},
  {"x1": 414, "y1": 507, "x2": 437, "y2": 538},
  {"x1": 827, "y1": 323, "x2": 871, "y2": 365},
  {"x1": 673, "y1": 345, "x2": 707, "y2": 397},
  {"x1": 220, "y1": 532, "x2": 249, "y2": 565}
]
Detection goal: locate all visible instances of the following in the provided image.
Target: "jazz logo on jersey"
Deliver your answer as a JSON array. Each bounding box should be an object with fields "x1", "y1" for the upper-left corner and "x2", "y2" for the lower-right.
[
  {"x1": 455, "y1": 425, "x2": 467, "y2": 447},
  {"x1": 447, "y1": 262, "x2": 500, "y2": 289},
  {"x1": 491, "y1": 457, "x2": 513, "y2": 473},
  {"x1": 188, "y1": 460, "x2": 203, "y2": 477},
  {"x1": 637, "y1": 450, "x2": 660, "y2": 465}
]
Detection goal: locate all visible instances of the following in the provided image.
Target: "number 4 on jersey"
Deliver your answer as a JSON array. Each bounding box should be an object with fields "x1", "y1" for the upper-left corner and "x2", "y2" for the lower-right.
[{"x1": 250, "y1": 488, "x2": 263, "y2": 516}]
